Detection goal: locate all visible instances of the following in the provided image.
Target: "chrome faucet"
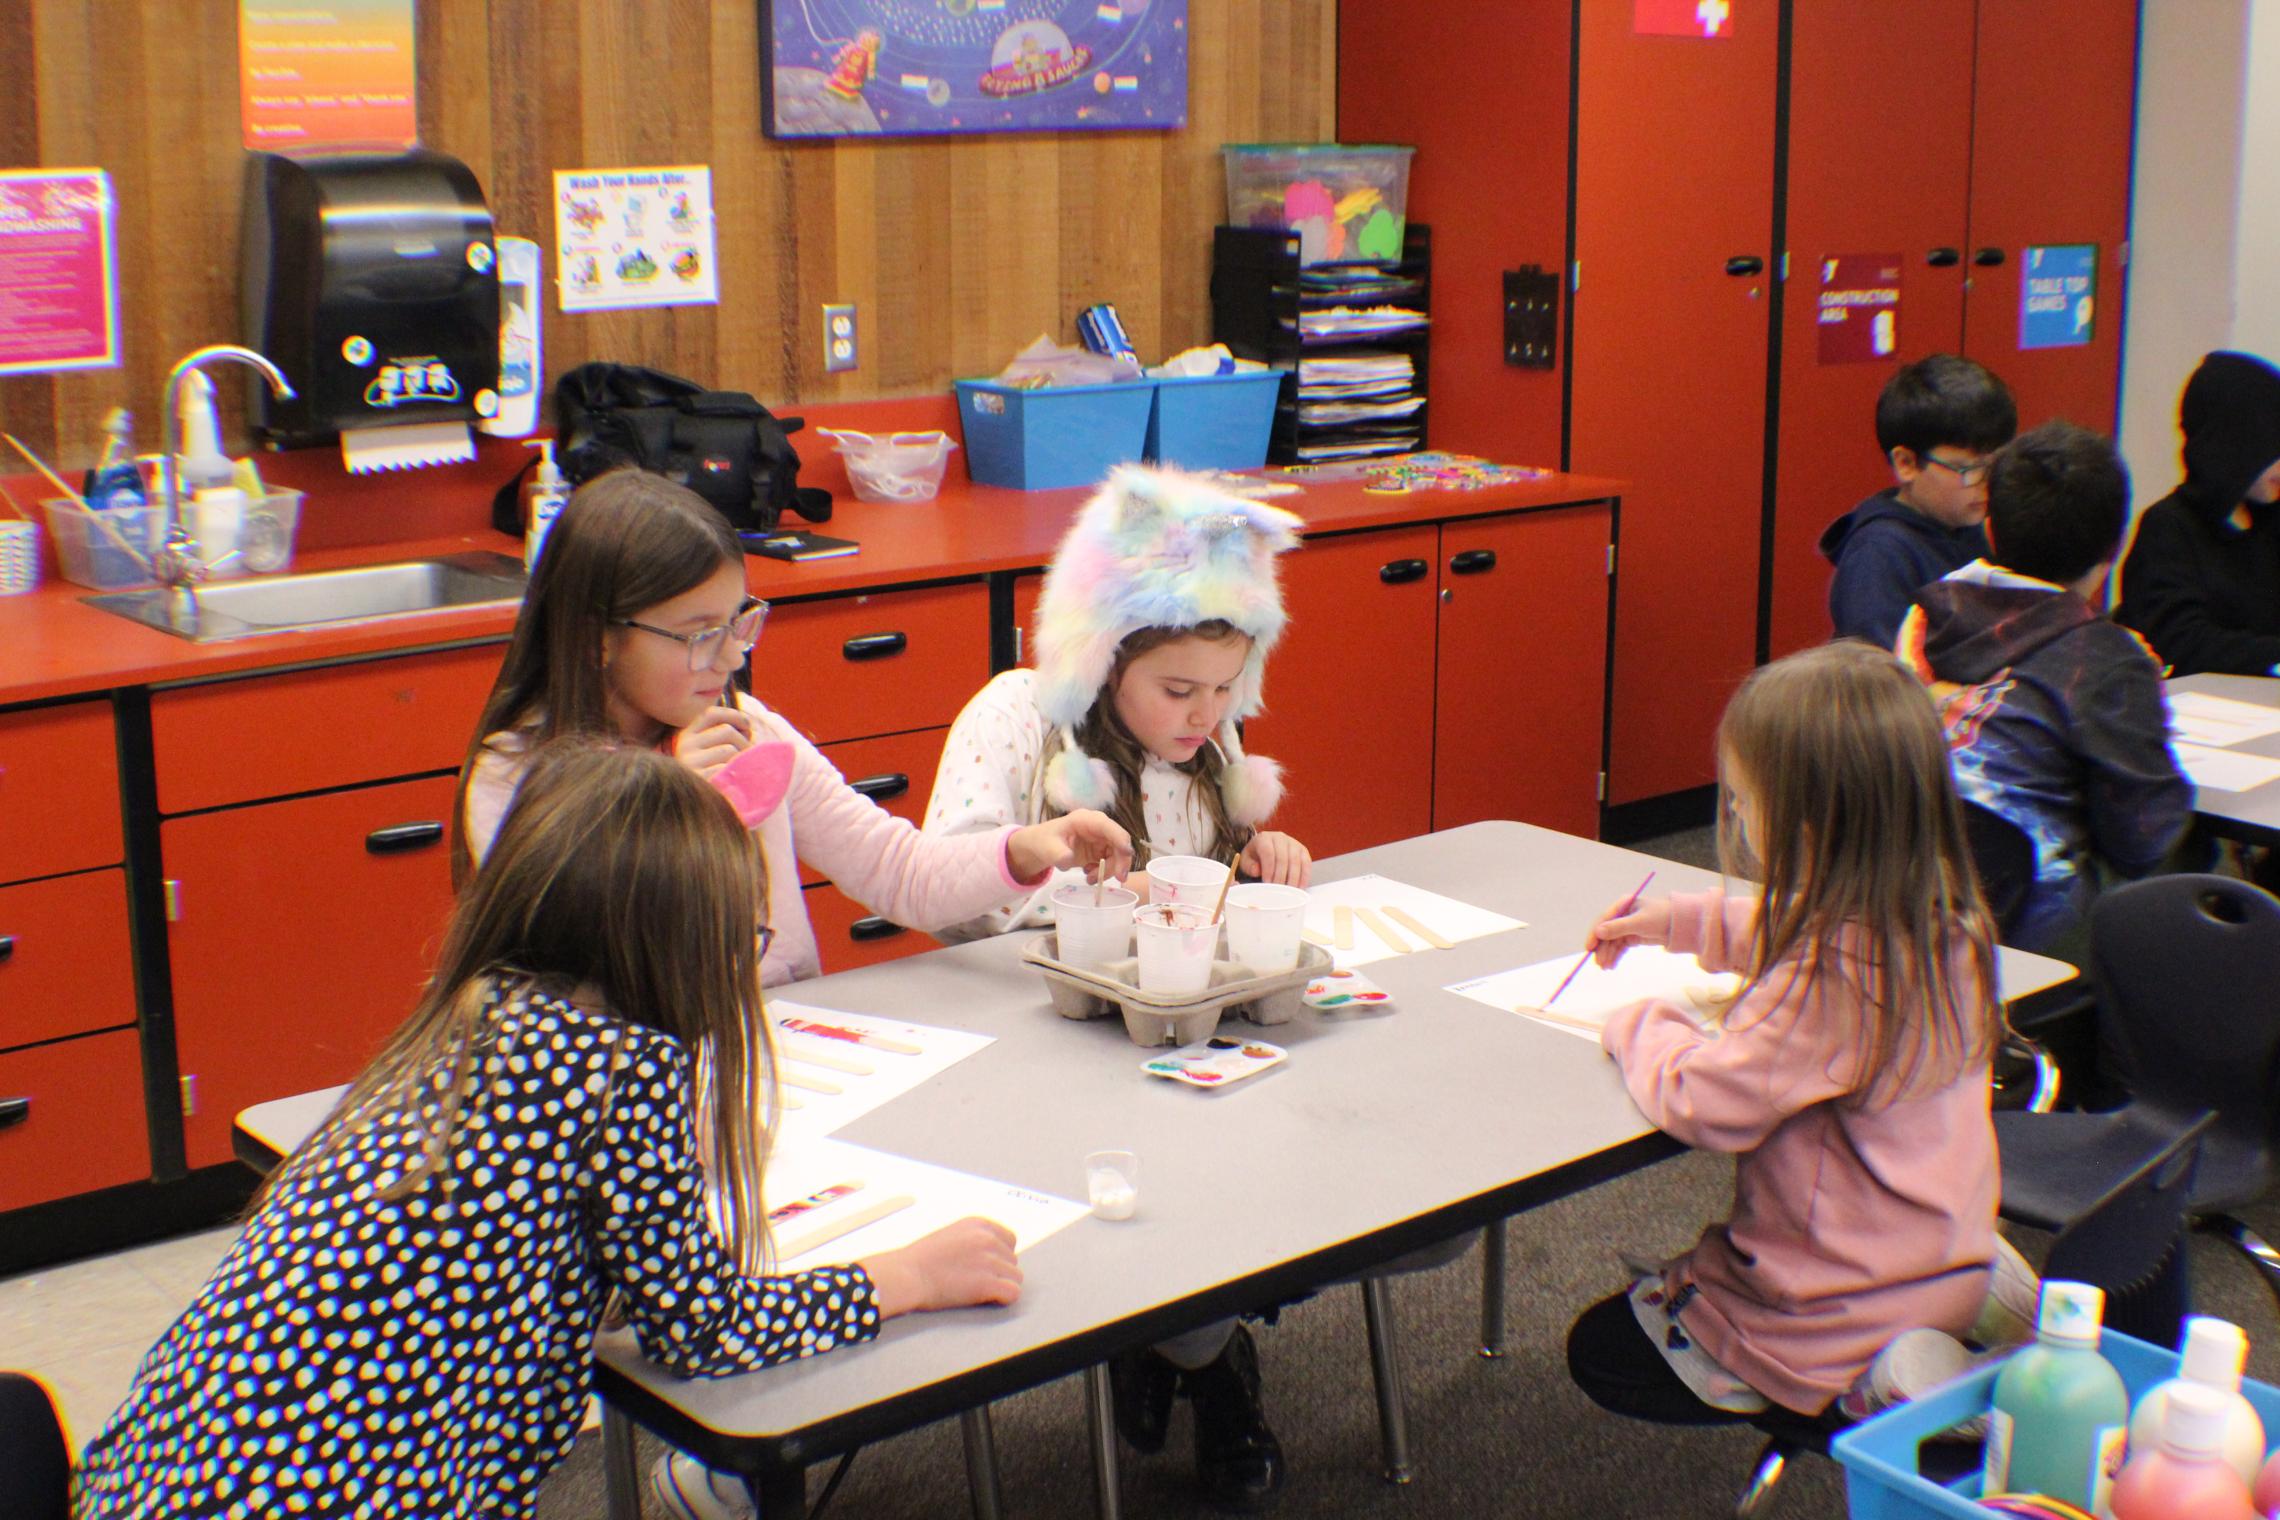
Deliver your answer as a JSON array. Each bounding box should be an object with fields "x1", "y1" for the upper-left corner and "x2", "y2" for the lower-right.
[{"x1": 155, "y1": 345, "x2": 295, "y2": 618}]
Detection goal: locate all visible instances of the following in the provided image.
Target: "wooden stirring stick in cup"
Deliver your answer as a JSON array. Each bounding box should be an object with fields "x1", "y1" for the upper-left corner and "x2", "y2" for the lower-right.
[{"x1": 1208, "y1": 852, "x2": 1239, "y2": 924}]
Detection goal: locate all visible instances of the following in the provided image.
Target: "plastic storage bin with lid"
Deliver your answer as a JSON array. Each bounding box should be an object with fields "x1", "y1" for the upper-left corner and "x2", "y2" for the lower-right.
[{"x1": 1223, "y1": 143, "x2": 1415, "y2": 266}]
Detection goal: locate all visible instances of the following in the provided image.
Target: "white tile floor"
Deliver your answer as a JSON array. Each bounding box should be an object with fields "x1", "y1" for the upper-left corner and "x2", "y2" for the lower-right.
[{"x1": 0, "y1": 1226, "x2": 239, "y2": 1452}]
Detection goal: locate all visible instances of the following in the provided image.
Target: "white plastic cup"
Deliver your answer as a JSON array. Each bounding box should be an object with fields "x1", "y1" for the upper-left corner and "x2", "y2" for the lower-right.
[
  {"x1": 1134, "y1": 902, "x2": 1218, "y2": 996},
  {"x1": 1050, "y1": 883, "x2": 1139, "y2": 968},
  {"x1": 1224, "y1": 883, "x2": 1309, "y2": 974},
  {"x1": 1085, "y1": 1150, "x2": 1139, "y2": 1221},
  {"x1": 1148, "y1": 854, "x2": 1231, "y2": 907}
]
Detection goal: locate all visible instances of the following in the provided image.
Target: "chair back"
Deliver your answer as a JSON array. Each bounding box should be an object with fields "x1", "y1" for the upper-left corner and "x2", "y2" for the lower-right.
[
  {"x1": 2091, "y1": 875, "x2": 2280, "y2": 1157},
  {"x1": 2044, "y1": 1112, "x2": 2211, "y2": 1349},
  {"x1": 0, "y1": 1372, "x2": 70, "y2": 1520},
  {"x1": 1960, "y1": 800, "x2": 2036, "y2": 937}
]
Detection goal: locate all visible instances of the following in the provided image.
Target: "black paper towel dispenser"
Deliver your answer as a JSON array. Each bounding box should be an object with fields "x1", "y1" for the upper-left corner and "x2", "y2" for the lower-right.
[{"x1": 242, "y1": 149, "x2": 500, "y2": 448}]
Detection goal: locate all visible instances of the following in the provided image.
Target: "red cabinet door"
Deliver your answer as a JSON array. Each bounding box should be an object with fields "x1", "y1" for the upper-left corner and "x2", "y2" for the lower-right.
[
  {"x1": 0, "y1": 869, "x2": 137, "y2": 1051},
  {"x1": 0, "y1": 699, "x2": 123, "y2": 882},
  {"x1": 758, "y1": 583, "x2": 992, "y2": 746},
  {"x1": 0, "y1": 1029, "x2": 150, "y2": 1210},
  {"x1": 1243, "y1": 525, "x2": 1440, "y2": 859},
  {"x1": 801, "y1": 728, "x2": 949, "y2": 888},
  {"x1": 1962, "y1": 0, "x2": 2139, "y2": 434},
  {"x1": 1765, "y1": 0, "x2": 1978, "y2": 660},
  {"x1": 1432, "y1": 505, "x2": 1613, "y2": 839},
  {"x1": 165, "y1": 775, "x2": 459, "y2": 1168},
  {"x1": 1569, "y1": 1, "x2": 1780, "y2": 804},
  {"x1": 801, "y1": 880, "x2": 933, "y2": 974}
]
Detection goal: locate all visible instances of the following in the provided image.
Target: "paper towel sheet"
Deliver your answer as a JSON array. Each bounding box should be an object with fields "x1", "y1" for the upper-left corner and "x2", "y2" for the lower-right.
[{"x1": 341, "y1": 421, "x2": 475, "y2": 474}]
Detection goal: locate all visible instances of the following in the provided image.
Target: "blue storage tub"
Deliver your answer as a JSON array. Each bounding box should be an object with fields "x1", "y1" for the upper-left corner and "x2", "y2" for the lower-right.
[
  {"x1": 1145, "y1": 370, "x2": 1286, "y2": 471},
  {"x1": 954, "y1": 379, "x2": 1156, "y2": 491},
  {"x1": 1833, "y1": 1329, "x2": 2280, "y2": 1519}
]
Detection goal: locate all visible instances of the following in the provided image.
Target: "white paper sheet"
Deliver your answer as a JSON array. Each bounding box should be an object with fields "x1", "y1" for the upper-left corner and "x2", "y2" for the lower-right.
[
  {"x1": 763, "y1": 1136, "x2": 1087, "y2": 1268},
  {"x1": 2168, "y1": 690, "x2": 2280, "y2": 748},
  {"x1": 2172, "y1": 740, "x2": 2280, "y2": 794},
  {"x1": 1445, "y1": 945, "x2": 1737, "y2": 1042},
  {"x1": 767, "y1": 1001, "x2": 994, "y2": 1144},
  {"x1": 1301, "y1": 873, "x2": 1528, "y2": 968}
]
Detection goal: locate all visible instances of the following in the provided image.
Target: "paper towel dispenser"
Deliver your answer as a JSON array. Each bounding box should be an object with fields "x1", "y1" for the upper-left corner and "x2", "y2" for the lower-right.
[{"x1": 241, "y1": 149, "x2": 500, "y2": 449}]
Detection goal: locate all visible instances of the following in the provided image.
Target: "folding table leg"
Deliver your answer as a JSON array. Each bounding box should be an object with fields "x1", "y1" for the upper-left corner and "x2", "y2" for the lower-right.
[
  {"x1": 1084, "y1": 1364, "x2": 1123, "y2": 1520},
  {"x1": 1479, "y1": 1220, "x2": 1509, "y2": 1358},
  {"x1": 750, "y1": 1462, "x2": 808, "y2": 1518},
  {"x1": 962, "y1": 1406, "x2": 1005, "y2": 1520},
  {"x1": 1360, "y1": 1277, "x2": 1414, "y2": 1484},
  {"x1": 600, "y1": 1406, "x2": 641, "y2": 1520}
]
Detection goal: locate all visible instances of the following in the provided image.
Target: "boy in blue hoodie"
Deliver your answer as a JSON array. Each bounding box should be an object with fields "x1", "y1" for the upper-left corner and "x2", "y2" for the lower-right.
[
  {"x1": 1897, "y1": 422, "x2": 2191, "y2": 959},
  {"x1": 1822, "y1": 355, "x2": 2019, "y2": 646}
]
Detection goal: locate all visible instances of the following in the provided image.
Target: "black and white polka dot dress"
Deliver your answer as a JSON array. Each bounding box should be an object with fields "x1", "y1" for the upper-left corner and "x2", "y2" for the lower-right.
[{"x1": 73, "y1": 988, "x2": 880, "y2": 1519}]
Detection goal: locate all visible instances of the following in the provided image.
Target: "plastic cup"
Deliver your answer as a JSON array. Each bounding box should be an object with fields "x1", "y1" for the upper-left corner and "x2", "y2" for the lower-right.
[
  {"x1": 1224, "y1": 883, "x2": 1309, "y2": 974},
  {"x1": 1085, "y1": 1150, "x2": 1139, "y2": 1221},
  {"x1": 1134, "y1": 902, "x2": 1218, "y2": 996},
  {"x1": 1050, "y1": 883, "x2": 1139, "y2": 968},
  {"x1": 1148, "y1": 854, "x2": 1231, "y2": 907}
]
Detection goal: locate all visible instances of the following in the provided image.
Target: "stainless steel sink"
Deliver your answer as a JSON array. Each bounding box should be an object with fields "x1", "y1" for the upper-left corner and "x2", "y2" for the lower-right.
[{"x1": 84, "y1": 552, "x2": 528, "y2": 642}]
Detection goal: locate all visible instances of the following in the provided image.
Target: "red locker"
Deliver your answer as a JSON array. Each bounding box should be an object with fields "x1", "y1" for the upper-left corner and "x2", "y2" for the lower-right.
[
  {"x1": 1962, "y1": 2, "x2": 2140, "y2": 434},
  {"x1": 1765, "y1": 0, "x2": 1978, "y2": 659},
  {"x1": 1569, "y1": 0, "x2": 1780, "y2": 803}
]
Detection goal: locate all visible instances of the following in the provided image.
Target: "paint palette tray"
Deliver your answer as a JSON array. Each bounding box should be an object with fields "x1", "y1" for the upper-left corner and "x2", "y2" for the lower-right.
[{"x1": 1023, "y1": 936, "x2": 1333, "y2": 1047}]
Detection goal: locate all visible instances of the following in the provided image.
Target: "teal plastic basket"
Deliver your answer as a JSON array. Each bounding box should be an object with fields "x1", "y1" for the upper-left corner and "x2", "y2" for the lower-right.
[
  {"x1": 1833, "y1": 1328, "x2": 2280, "y2": 1519},
  {"x1": 953, "y1": 379, "x2": 1156, "y2": 491},
  {"x1": 1145, "y1": 370, "x2": 1285, "y2": 471}
]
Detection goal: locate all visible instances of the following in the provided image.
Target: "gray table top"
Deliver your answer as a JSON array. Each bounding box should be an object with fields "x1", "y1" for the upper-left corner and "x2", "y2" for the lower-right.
[{"x1": 2166, "y1": 673, "x2": 2280, "y2": 842}]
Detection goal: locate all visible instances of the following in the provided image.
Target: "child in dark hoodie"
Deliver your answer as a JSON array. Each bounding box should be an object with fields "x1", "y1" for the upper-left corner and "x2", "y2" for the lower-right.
[
  {"x1": 2117, "y1": 350, "x2": 2280, "y2": 676},
  {"x1": 1897, "y1": 422, "x2": 2191, "y2": 959},
  {"x1": 1823, "y1": 355, "x2": 2019, "y2": 647}
]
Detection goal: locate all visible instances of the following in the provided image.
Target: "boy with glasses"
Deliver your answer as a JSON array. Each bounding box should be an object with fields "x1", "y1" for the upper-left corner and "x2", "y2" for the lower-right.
[{"x1": 1821, "y1": 354, "x2": 2019, "y2": 647}]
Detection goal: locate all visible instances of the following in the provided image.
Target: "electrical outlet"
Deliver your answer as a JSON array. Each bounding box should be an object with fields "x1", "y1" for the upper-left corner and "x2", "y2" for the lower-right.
[{"x1": 823, "y1": 303, "x2": 858, "y2": 373}]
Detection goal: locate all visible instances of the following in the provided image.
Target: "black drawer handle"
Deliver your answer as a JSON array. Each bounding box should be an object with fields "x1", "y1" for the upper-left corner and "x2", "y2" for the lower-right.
[
  {"x1": 1927, "y1": 247, "x2": 1961, "y2": 267},
  {"x1": 1973, "y1": 246, "x2": 2007, "y2": 268},
  {"x1": 0, "y1": 1097, "x2": 27, "y2": 1131},
  {"x1": 1379, "y1": 558, "x2": 1429, "y2": 585},
  {"x1": 850, "y1": 772, "x2": 910, "y2": 803},
  {"x1": 366, "y1": 821, "x2": 445, "y2": 855},
  {"x1": 0, "y1": 935, "x2": 13, "y2": 965},
  {"x1": 1724, "y1": 255, "x2": 1764, "y2": 277},
  {"x1": 1449, "y1": 549, "x2": 1498, "y2": 575},
  {"x1": 849, "y1": 916, "x2": 906, "y2": 943},
  {"x1": 843, "y1": 632, "x2": 908, "y2": 661}
]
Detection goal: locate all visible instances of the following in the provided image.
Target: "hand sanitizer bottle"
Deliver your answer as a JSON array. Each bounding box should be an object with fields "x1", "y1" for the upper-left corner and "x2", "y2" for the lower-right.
[
  {"x1": 1983, "y1": 1280, "x2": 2130, "y2": 1514},
  {"x1": 523, "y1": 438, "x2": 569, "y2": 572}
]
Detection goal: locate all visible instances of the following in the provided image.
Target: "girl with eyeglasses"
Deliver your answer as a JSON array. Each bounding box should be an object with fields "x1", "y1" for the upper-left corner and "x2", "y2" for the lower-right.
[{"x1": 453, "y1": 468, "x2": 1132, "y2": 987}]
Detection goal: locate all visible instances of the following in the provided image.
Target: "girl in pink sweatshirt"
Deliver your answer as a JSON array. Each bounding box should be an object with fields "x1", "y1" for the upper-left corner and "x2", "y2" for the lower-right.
[
  {"x1": 1566, "y1": 640, "x2": 2004, "y2": 1421},
  {"x1": 452, "y1": 469, "x2": 1130, "y2": 988}
]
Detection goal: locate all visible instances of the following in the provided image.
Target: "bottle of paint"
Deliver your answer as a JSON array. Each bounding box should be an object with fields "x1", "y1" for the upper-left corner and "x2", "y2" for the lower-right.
[
  {"x1": 1983, "y1": 1280, "x2": 2130, "y2": 1514},
  {"x1": 2111, "y1": 1382, "x2": 2257, "y2": 1519},
  {"x1": 2130, "y1": 1317, "x2": 2266, "y2": 1486}
]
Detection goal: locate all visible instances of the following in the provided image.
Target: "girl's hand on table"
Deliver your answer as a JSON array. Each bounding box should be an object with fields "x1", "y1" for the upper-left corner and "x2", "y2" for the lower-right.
[
  {"x1": 675, "y1": 704, "x2": 755, "y2": 780},
  {"x1": 861, "y1": 1218, "x2": 1022, "y2": 1317},
  {"x1": 1586, "y1": 894, "x2": 1672, "y2": 969},
  {"x1": 1008, "y1": 810, "x2": 1134, "y2": 885},
  {"x1": 1239, "y1": 831, "x2": 1312, "y2": 888}
]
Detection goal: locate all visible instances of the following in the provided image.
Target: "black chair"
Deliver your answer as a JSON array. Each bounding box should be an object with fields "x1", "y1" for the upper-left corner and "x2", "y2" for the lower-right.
[{"x1": 0, "y1": 1372, "x2": 70, "y2": 1520}]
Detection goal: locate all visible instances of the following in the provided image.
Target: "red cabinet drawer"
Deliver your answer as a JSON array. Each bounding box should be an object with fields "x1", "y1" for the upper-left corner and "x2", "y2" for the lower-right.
[
  {"x1": 164, "y1": 774, "x2": 458, "y2": 1168},
  {"x1": 0, "y1": 869, "x2": 137, "y2": 1050},
  {"x1": 757, "y1": 584, "x2": 990, "y2": 746},
  {"x1": 800, "y1": 880, "x2": 933, "y2": 975},
  {"x1": 151, "y1": 644, "x2": 503, "y2": 813},
  {"x1": 0, "y1": 700, "x2": 123, "y2": 881},
  {"x1": 0, "y1": 1029, "x2": 150, "y2": 1209},
  {"x1": 799, "y1": 728, "x2": 949, "y2": 887}
]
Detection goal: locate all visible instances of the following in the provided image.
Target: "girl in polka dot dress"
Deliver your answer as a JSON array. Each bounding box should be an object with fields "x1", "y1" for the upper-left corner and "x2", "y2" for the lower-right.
[
  {"x1": 454, "y1": 468, "x2": 1132, "y2": 988},
  {"x1": 73, "y1": 741, "x2": 1024, "y2": 1520}
]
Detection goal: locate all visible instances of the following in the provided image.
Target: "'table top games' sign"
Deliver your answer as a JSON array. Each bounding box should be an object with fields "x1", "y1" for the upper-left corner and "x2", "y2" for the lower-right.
[{"x1": 2020, "y1": 245, "x2": 2096, "y2": 351}]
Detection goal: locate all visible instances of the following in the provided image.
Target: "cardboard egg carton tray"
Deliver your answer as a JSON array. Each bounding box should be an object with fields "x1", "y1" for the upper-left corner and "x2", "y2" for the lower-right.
[{"x1": 1022, "y1": 934, "x2": 1332, "y2": 1046}]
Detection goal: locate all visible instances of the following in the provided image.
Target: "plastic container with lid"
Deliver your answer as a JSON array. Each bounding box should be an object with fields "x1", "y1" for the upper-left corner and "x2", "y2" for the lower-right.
[
  {"x1": 2129, "y1": 1317, "x2": 2265, "y2": 1486},
  {"x1": 2111, "y1": 1382, "x2": 2257, "y2": 1519},
  {"x1": 1983, "y1": 1280, "x2": 2130, "y2": 1513},
  {"x1": 1222, "y1": 143, "x2": 1416, "y2": 266}
]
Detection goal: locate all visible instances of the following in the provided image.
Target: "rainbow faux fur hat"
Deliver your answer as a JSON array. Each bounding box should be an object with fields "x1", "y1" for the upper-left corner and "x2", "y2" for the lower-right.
[{"x1": 1032, "y1": 465, "x2": 1304, "y2": 824}]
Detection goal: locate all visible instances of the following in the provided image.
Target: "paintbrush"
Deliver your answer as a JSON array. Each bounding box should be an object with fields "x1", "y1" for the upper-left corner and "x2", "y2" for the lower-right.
[
  {"x1": 1540, "y1": 869, "x2": 1656, "y2": 1010},
  {"x1": 1208, "y1": 850, "x2": 1239, "y2": 924},
  {"x1": 4, "y1": 432, "x2": 156, "y2": 570}
]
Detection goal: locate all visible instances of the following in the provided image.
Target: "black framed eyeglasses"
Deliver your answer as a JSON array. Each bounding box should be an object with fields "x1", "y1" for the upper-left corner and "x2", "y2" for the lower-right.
[
  {"x1": 614, "y1": 598, "x2": 769, "y2": 671},
  {"x1": 1915, "y1": 451, "x2": 1991, "y2": 487}
]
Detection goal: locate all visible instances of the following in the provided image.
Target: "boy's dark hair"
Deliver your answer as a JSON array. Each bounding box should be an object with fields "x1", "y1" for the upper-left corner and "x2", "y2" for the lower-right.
[
  {"x1": 1985, "y1": 421, "x2": 2131, "y2": 585},
  {"x1": 1875, "y1": 354, "x2": 2019, "y2": 458}
]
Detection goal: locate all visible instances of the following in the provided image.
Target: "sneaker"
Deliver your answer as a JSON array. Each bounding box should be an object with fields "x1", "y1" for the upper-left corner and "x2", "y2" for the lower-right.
[
  {"x1": 653, "y1": 1449, "x2": 757, "y2": 1520},
  {"x1": 1968, "y1": 1233, "x2": 2040, "y2": 1351},
  {"x1": 1838, "y1": 1329, "x2": 1985, "y2": 1436},
  {"x1": 1108, "y1": 1347, "x2": 1181, "y2": 1453},
  {"x1": 1184, "y1": 1325, "x2": 1286, "y2": 1512}
]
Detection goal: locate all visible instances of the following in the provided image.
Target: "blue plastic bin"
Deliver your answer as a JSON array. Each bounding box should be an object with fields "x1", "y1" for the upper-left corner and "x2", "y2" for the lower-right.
[
  {"x1": 1145, "y1": 370, "x2": 1285, "y2": 471},
  {"x1": 954, "y1": 379, "x2": 1156, "y2": 491},
  {"x1": 1833, "y1": 1329, "x2": 2280, "y2": 1519}
]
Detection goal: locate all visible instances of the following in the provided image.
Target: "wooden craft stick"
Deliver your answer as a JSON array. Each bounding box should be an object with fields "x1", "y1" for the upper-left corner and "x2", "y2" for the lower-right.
[
  {"x1": 781, "y1": 1039, "x2": 874, "y2": 1077},
  {"x1": 776, "y1": 1194, "x2": 916, "y2": 1260},
  {"x1": 781, "y1": 1091, "x2": 805, "y2": 1111},
  {"x1": 782, "y1": 1015, "x2": 922, "y2": 1056},
  {"x1": 1332, "y1": 904, "x2": 1356, "y2": 951},
  {"x1": 1514, "y1": 1004, "x2": 1607, "y2": 1036},
  {"x1": 1300, "y1": 926, "x2": 1332, "y2": 949},
  {"x1": 1355, "y1": 905, "x2": 1414, "y2": 955},
  {"x1": 779, "y1": 1065, "x2": 843, "y2": 1096},
  {"x1": 766, "y1": 1179, "x2": 864, "y2": 1226},
  {"x1": 1381, "y1": 905, "x2": 1454, "y2": 950}
]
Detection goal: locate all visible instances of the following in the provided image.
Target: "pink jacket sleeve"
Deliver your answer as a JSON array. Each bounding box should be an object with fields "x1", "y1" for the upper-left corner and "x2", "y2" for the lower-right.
[{"x1": 1661, "y1": 890, "x2": 1760, "y2": 974}]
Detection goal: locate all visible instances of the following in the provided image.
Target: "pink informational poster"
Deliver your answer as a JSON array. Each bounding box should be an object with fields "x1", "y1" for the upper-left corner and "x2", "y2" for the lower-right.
[
  {"x1": 0, "y1": 169, "x2": 120, "y2": 376},
  {"x1": 1816, "y1": 253, "x2": 1903, "y2": 365},
  {"x1": 1634, "y1": 0, "x2": 1734, "y2": 39}
]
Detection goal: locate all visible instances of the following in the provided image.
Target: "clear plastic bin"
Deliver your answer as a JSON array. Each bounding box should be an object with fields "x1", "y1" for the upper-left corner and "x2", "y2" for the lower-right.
[
  {"x1": 44, "y1": 490, "x2": 304, "y2": 590},
  {"x1": 815, "y1": 428, "x2": 959, "y2": 503},
  {"x1": 1223, "y1": 143, "x2": 1415, "y2": 265}
]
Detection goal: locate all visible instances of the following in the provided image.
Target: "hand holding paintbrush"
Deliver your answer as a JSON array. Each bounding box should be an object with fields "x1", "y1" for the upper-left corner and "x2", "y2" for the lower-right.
[{"x1": 1531, "y1": 869, "x2": 1658, "y2": 1013}]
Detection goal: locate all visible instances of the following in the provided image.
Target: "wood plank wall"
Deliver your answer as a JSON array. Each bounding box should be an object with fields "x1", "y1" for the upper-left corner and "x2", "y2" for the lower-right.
[{"x1": 0, "y1": 0, "x2": 1334, "y2": 469}]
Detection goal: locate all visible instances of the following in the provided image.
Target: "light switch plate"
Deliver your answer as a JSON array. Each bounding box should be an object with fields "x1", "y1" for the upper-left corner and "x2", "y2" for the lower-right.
[{"x1": 823, "y1": 303, "x2": 858, "y2": 373}]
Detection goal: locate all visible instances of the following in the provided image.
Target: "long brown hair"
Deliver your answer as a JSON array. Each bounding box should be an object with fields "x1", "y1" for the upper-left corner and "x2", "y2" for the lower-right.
[
  {"x1": 270, "y1": 739, "x2": 779, "y2": 1272},
  {"x1": 1716, "y1": 641, "x2": 2000, "y2": 1107},
  {"x1": 451, "y1": 469, "x2": 745, "y2": 885},
  {"x1": 1054, "y1": 621, "x2": 1255, "y2": 867}
]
